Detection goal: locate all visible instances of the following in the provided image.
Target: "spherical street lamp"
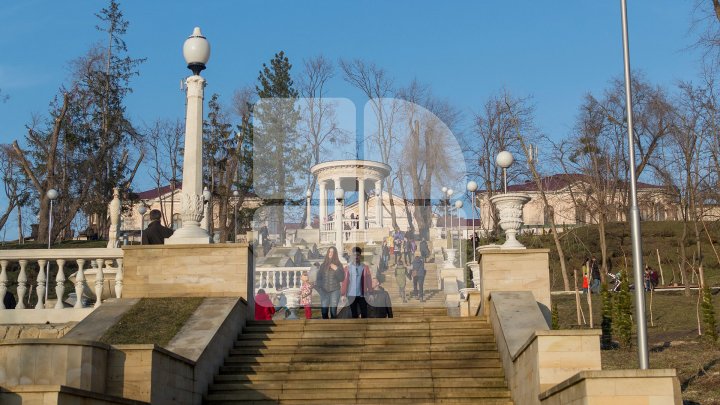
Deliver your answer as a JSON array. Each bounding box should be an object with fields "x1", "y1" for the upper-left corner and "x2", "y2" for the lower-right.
[
  {"x1": 496, "y1": 151, "x2": 514, "y2": 193},
  {"x1": 183, "y1": 27, "x2": 211, "y2": 76}
]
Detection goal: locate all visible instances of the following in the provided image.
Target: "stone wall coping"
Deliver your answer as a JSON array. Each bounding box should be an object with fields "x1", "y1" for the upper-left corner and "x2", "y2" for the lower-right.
[
  {"x1": 122, "y1": 243, "x2": 249, "y2": 251},
  {"x1": 0, "y1": 384, "x2": 149, "y2": 405},
  {"x1": 0, "y1": 338, "x2": 112, "y2": 351},
  {"x1": 0, "y1": 248, "x2": 122, "y2": 260},
  {"x1": 513, "y1": 329, "x2": 602, "y2": 362},
  {"x1": 539, "y1": 369, "x2": 679, "y2": 400},
  {"x1": 111, "y1": 343, "x2": 196, "y2": 366},
  {"x1": 478, "y1": 248, "x2": 551, "y2": 255},
  {"x1": 490, "y1": 291, "x2": 549, "y2": 359}
]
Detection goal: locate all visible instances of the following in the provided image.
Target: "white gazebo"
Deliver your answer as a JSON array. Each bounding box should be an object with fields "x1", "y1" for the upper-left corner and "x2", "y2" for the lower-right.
[{"x1": 309, "y1": 160, "x2": 391, "y2": 248}]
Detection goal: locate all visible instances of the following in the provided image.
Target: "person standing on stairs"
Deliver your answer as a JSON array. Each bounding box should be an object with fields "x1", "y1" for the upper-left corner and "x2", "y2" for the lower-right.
[
  {"x1": 367, "y1": 279, "x2": 393, "y2": 318},
  {"x1": 411, "y1": 251, "x2": 427, "y2": 302},
  {"x1": 316, "y1": 246, "x2": 345, "y2": 319},
  {"x1": 341, "y1": 246, "x2": 373, "y2": 318}
]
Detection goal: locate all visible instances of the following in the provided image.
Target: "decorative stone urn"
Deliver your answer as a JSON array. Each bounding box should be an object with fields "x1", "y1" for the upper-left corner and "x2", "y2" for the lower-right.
[
  {"x1": 444, "y1": 248, "x2": 457, "y2": 268},
  {"x1": 283, "y1": 287, "x2": 301, "y2": 319},
  {"x1": 489, "y1": 192, "x2": 531, "y2": 249}
]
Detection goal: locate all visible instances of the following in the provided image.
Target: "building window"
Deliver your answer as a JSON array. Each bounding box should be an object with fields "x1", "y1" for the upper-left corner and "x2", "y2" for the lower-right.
[{"x1": 172, "y1": 214, "x2": 182, "y2": 230}]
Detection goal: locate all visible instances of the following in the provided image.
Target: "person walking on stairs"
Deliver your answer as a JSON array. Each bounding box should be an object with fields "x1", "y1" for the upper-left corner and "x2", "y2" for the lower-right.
[
  {"x1": 341, "y1": 246, "x2": 373, "y2": 318},
  {"x1": 315, "y1": 246, "x2": 345, "y2": 319},
  {"x1": 394, "y1": 261, "x2": 408, "y2": 303},
  {"x1": 411, "y1": 251, "x2": 427, "y2": 302}
]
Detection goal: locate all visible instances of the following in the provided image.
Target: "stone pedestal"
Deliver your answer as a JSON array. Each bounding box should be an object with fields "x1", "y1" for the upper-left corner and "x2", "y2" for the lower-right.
[
  {"x1": 478, "y1": 248, "x2": 551, "y2": 321},
  {"x1": 121, "y1": 244, "x2": 251, "y2": 299}
]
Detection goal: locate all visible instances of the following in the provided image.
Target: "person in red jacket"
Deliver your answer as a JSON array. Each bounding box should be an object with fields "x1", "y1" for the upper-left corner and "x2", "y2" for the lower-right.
[
  {"x1": 341, "y1": 246, "x2": 373, "y2": 318},
  {"x1": 254, "y1": 289, "x2": 276, "y2": 320}
]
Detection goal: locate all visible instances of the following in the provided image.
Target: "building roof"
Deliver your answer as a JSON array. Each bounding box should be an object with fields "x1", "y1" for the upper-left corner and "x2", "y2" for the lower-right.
[{"x1": 501, "y1": 173, "x2": 663, "y2": 193}]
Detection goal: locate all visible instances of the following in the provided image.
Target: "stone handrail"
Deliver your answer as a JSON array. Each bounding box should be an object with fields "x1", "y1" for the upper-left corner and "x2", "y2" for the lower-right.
[
  {"x1": 0, "y1": 248, "x2": 124, "y2": 311},
  {"x1": 255, "y1": 266, "x2": 310, "y2": 294}
]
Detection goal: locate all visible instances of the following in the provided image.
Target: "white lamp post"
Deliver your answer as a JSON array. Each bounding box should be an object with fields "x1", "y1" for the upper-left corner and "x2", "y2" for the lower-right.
[
  {"x1": 233, "y1": 190, "x2": 239, "y2": 242},
  {"x1": 496, "y1": 151, "x2": 513, "y2": 193},
  {"x1": 305, "y1": 189, "x2": 313, "y2": 229},
  {"x1": 441, "y1": 186, "x2": 448, "y2": 237},
  {"x1": 467, "y1": 181, "x2": 478, "y2": 262},
  {"x1": 138, "y1": 205, "x2": 147, "y2": 244},
  {"x1": 44, "y1": 188, "x2": 58, "y2": 306},
  {"x1": 335, "y1": 188, "x2": 344, "y2": 255},
  {"x1": 454, "y1": 199, "x2": 463, "y2": 250},
  {"x1": 201, "y1": 187, "x2": 212, "y2": 233},
  {"x1": 167, "y1": 27, "x2": 211, "y2": 244}
]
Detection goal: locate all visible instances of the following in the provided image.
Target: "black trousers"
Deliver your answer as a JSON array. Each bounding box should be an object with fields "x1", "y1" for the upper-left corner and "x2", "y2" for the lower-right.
[{"x1": 348, "y1": 296, "x2": 368, "y2": 318}]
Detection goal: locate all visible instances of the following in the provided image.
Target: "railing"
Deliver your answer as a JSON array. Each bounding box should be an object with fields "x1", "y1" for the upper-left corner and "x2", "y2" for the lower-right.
[
  {"x1": 0, "y1": 248, "x2": 124, "y2": 311},
  {"x1": 255, "y1": 266, "x2": 310, "y2": 294}
]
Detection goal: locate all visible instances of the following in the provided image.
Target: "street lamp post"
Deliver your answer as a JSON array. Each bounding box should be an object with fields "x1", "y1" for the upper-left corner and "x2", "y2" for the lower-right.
[
  {"x1": 441, "y1": 187, "x2": 448, "y2": 236},
  {"x1": 446, "y1": 188, "x2": 454, "y2": 246},
  {"x1": 305, "y1": 189, "x2": 313, "y2": 229},
  {"x1": 167, "y1": 27, "x2": 211, "y2": 244},
  {"x1": 454, "y1": 200, "x2": 463, "y2": 255},
  {"x1": 138, "y1": 205, "x2": 147, "y2": 244},
  {"x1": 44, "y1": 188, "x2": 58, "y2": 306},
  {"x1": 620, "y1": 0, "x2": 649, "y2": 369},
  {"x1": 233, "y1": 190, "x2": 239, "y2": 242},
  {"x1": 467, "y1": 181, "x2": 478, "y2": 262},
  {"x1": 202, "y1": 187, "x2": 212, "y2": 234}
]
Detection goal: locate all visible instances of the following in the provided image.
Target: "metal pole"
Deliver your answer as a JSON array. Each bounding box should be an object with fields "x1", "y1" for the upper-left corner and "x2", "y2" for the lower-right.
[
  {"x1": 444, "y1": 200, "x2": 448, "y2": 239},
  {"x1": 45, "y1": 199, "x2": 53, "y2": 305},
  {"x1": 471, "y1": 191, "x2": 476, "y2": 262},
  {"x1": 620, "y1": 0, "x2": 649, "y2": 370},
  {"x1": 502, "y1": 168, "x2": 507, "y2": 194},
  {"x1": 234, "y1": 201, "x2": 238, "y2": 242}
]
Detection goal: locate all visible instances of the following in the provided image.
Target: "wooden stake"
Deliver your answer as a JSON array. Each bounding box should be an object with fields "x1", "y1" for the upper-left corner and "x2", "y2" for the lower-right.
[
  {"x1": 573, "y1": 269, "x2": 582, "y2": 325},
  {"x1": 586, "y1": 283, "x2": 594, "y2": 328},
  {"x1": 656, "y1": 249, "x2": 665, "y2": 285}
]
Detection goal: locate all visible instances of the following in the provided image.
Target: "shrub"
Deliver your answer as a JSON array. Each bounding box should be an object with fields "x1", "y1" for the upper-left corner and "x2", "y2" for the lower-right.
[
  {"x1": 613, "y1": 275, "x2": 633, "y2": 348},
  {"x1": 701, "y1": 284, "x2": 718, "y2": 343}
]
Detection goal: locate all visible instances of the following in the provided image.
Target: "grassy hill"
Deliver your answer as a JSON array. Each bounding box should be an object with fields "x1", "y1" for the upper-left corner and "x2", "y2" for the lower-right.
[{"x1": 516, "y1": 221, "x2": 720, "y2": 290}]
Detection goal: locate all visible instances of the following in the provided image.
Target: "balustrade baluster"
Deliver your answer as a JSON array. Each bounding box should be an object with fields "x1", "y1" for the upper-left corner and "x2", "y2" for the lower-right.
[
  {"x1": 55, "y1": 259, "x2": 66, "y2": 309},
  {"x1": 0, "y1": 260, "x2": 8, "y2": 309},
  {"x1": 74, "y1": 259, "x2": 86, "y2": 309},
  {"x1": 95, "y1": 259, "x2": 104, "y2": 308},
  {"x1": 114, "y1": 258, "x2": 123, "y2": 299},
  {"x1": 36, "y1": 259, "x2": 47, "y2": 309},
  {"x1": 16, "y1": 260, "x2": 28, "y2": 309}
]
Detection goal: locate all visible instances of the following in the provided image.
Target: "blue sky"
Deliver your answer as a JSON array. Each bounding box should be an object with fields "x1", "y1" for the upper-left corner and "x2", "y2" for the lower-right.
[{"x1": 0, "y1": 1, "x2": 708, "y2": 236}]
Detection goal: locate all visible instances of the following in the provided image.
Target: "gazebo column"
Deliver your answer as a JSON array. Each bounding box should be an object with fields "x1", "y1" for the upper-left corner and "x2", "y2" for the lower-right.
[
  {"x1": 319, "y1": 181, "x2": 327, "y2": 230},
  {"x1": 375, "y1": 180, "x2": 383, "y2": 228},
  {"x1": 358, "y1": 179, "x2": 366, "y2": 230},
  {"x1": 334, "y1": 177, "x2": 342, "y2": 248}
]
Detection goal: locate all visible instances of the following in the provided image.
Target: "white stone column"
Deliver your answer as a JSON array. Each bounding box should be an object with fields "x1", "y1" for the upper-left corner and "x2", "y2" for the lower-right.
[
  {"x1": 375, "y1": 180, "x2": 383, "y2": 228},
  {"x1": 358, "y1": 179, "x2": 366, "y2": 230},
  {"x1": 319, "y1": 181, "x2": 327, "y2": 230},
  {"x1": 334, "y1": 178, "x2": 343, "y2": 253},
  {"x1": 107, "y1": 188, "x2": 121, "y2": 248},
  {"x1": 167, "y1": 74, "x2": 210, "y2": 244}
]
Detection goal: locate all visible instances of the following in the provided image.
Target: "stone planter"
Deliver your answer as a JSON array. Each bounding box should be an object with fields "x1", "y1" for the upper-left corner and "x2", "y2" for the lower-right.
[
  {"x1": 489, "y1": 192, "x2": 531, "y2": 249},
  {"x1": 467, "y1": 261, "x2": 481, "y2": 290},
  {"x1": 283, "y1": 287, "x2": 301, "y2": 320},
  {"x1": 444, "y1": 248, "x2": 457, "y2": 269}
]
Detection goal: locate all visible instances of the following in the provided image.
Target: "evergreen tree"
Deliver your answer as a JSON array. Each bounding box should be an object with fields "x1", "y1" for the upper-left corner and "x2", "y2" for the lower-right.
[
  {"x1": 701, "y1": 284, "x2": 718, "y2": 343},
  {"x1": 600, "y1": 283, "x2": 614, "y2": 349},
  {"x1": 253, "y1": 51, "x2": 302, "y2": 242},
  {"x1": 613, "y1": 273, "x2": 633, "y2": 348}
]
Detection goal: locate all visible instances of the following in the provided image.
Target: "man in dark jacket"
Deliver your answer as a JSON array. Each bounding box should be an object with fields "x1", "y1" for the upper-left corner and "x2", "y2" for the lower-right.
[
  {"x1": 367, "y1": 279, "x2": 393, "y2": 318},
  {"x1": 142, "y1": 209, "x2": 174, "y2": 245}
]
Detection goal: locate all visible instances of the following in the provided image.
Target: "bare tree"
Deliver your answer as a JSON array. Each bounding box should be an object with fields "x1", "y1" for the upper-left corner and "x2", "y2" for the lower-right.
[
  {"x1": 0, "y1": 145, "x2": 30, "y2": 236},
  {"x1": 298, "y1": 56, "x2": 349, "y2": 226},
  {"x1": 465, "y1": 90, "x2": 534, "y2": 235},
  {"x1": 339, "y1": 59, "x2": 404, "y2": 230},
  {"x1": 144, "y1": 119, "x2": 183, "y2": 227}
]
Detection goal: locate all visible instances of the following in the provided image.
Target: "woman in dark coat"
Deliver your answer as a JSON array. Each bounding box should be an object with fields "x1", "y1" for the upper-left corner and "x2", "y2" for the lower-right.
[{"x1": 315, "y1": 246, "x2": 345, "y2": 319}]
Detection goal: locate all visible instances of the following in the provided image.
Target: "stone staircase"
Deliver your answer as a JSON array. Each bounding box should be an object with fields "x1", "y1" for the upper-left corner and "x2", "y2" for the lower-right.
[{"x1": 204, "y1": 313, "x2": 513, "y2": 404}]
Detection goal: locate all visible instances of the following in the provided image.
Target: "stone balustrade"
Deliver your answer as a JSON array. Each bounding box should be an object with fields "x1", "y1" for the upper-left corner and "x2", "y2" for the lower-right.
[
  {"x1": 255, "y1": 267, "x2": 309, "y2": 294},
  {"x1": 0, "y1": 248, "x2": 124, "y2": 314}
]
